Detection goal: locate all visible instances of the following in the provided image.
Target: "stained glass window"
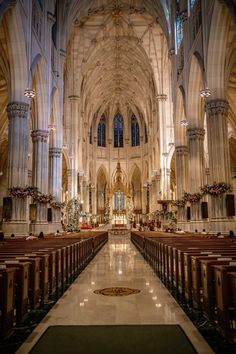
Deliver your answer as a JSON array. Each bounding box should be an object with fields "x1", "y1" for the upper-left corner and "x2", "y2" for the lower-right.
[
  {"x1": 175, "y1": 14, "x2": 183, "y2": 50},
  {"x1": 131, "y1": 115, "x2": 140, "y2": 146},
  {"x1": 114, "y1": 192, "x2": 124, "y2": 210},
  {"x1": 114, "y1": 113, "x2": 123, "y2": 147},
  {"x1": 97, "y1": 114, "x2": 106, "y2": 147},
  {"x1": 190, "y1": 0, "x2": 196, "y2": 10}
]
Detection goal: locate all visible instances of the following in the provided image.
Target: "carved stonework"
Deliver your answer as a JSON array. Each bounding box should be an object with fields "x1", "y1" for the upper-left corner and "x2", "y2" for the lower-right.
[
  {"x1": 31, "y1": 130, "x2": 49, "y2": 143},
  {"x1": 7, "y1": 101, "x2": 29, "y2": 119},
  {"x1": 187, "y1": 128, "x2": 205, "y2": 140},
  {"x1": 180, "y1": 10, "x2": 188, "y2": 23},
  {"x1": 175, "y1": 145, "x2": 188, "y2": 156},
  {"x1": 49, "y1": 147, "x2": 62, "y2": 158},
  {"x1": 205, "y1": 99, "x2": 229, "y2": 116},
  {"x1": 67, "y1": 169, "x2": 72, "y2": 178}
]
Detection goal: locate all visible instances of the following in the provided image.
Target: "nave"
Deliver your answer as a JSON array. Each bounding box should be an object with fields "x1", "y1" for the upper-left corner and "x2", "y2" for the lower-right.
[{"x1": 16, "y1": 234, "x2": 213, "y2": 354}]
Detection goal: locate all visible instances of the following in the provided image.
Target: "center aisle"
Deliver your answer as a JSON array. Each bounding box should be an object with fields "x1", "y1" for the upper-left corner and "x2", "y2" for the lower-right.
[{"x1": 17, "y1": 234, "x2": 214, "y2": 354}]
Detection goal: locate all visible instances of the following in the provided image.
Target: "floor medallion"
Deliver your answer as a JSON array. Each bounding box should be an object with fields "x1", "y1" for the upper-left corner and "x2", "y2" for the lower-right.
[{"x1": 94, "y1": 287, "x2": 141, "y2": 296}]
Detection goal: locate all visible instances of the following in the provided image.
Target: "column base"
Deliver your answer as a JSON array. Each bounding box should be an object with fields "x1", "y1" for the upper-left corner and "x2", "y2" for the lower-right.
[
  {"x1": 177, "y1": 220, "x2": 210, "y2": 233},
  {"x1": 2, "y1": 221, "x2": 29, "y2": 237},
  {"x1": 47, "y1": 222, "x2": 63, "y2": 234},
  {"x1": 210, "y1": 218, "x2": 236, "y2": 235},
  {"x1": 29, "y1": 222, "x2": 49, "y2": 235}
]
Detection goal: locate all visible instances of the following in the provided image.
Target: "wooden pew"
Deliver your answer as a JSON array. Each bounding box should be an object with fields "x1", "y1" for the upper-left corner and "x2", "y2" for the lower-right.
[{"x1": 0, "y1": 267, "x2": 15, "y2": 338}]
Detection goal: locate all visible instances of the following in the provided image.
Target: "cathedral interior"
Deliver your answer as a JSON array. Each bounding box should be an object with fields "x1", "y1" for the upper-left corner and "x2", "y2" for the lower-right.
[
  {"x1": 0, "y1": 0, "x2": 236, "y2": 236},
  {"x1": 0, "y1": 1, "x2": 236, "y2": 354}
]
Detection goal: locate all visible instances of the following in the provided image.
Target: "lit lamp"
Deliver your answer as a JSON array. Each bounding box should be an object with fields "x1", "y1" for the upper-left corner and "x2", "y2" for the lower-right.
[
  {"x1": 24, "y1": 88, "x2": 36, "y2": 99},
  {"x1": 199, "y1": 88, "x2": 211, "y2": 98}
]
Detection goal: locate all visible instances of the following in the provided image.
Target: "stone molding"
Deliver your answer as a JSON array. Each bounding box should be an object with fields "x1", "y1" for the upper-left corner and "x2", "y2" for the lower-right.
[
  {"x1": 49, "y1": 147, "x2": 62, "y2": 158},
  {"x1": 31, "y1": 129, "x2": 49, "y2": 143},
  {"x1": 205, "y1": 99, "x2": 229, "y2": 116},
  {"x1": 187, "y1": 128, "x2": 205, "y2": 140},
  {"x1": 7, "y1": 101, "x2": 29, "y2": 119},
  {"x1": 67, "y1": 169, "x2": 72, "y2": 177},
  {"x1": 175, "y1": 145, "x2": 188, "y2": 156},
  {"x1": 68, "y1": 95, "x2": 80, "y2": 100}
]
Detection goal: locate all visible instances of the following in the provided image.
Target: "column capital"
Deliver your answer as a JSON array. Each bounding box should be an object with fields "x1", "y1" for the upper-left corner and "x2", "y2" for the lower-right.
[
  {"x1": 205, "y1": 99, "x2": 229, "y2": 116},
  {"x1": 175, "y1": 145, "x2": 188, "y2": 155},
  {"x1": 49, "y1": 147, "x2": 62, "y2": 158},
  {"x1": 7, "y1": 101, "x2": 29, "y2": 119},
  {"x1": 31, "y1": 129, "x2": 49, "y2": 143},
  {"x1": 187, "y1": 128, "x2": 205, "y2": 140}
]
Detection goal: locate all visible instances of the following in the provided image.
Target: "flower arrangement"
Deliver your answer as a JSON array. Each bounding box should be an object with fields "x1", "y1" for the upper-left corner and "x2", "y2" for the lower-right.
[
  {"x1": 200, "y1": 182, "x2": 231, "y2": 196},
  {"x1": 9, "y1": 186, "x2": 28, "y2": 198},
  {"x1": 171, "y1": 181, "x2": 232, "y2": 207},
  {"x1": 9, "y1": 185, "x2": 65, "y2": 207},
  {"x1": 183, "y1": 192, "x2": 202, "y2": 204},
  {"x1": 50, "y1": 200, "x2": 65, "y2": 210},
  {"x1": 33, "y1": 193, "x2": 53, "y2": 204},
  {"x1": 171, "y1": 199, "x2": 186, "y2": 207}
]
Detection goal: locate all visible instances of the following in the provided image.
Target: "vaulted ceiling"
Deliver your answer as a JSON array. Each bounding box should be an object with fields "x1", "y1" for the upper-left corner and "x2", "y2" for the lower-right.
[{"x1": 64, "y1": 0, "x2": 171, "y2": 125}]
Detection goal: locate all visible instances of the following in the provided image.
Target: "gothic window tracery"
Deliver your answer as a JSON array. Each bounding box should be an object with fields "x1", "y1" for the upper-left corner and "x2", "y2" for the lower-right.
[
  {"x1": 114, "y1": 113, "x2": 123, "y2": 147},
  {"x1": 131, "y1": 114, "x2": 140, "y2": 147},
  {"x1": 97, "y1": 114, "x2": 106, "y2": 147}
]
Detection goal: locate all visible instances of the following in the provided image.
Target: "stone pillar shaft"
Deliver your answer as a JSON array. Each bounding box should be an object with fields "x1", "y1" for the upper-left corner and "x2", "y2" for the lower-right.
[
  {"x1": 187, "y1": 128, "x2": 205, "y2": 192},
  {"x1": 31, "y1": 130, "x2": 49, "y2": 193},
  {"x1": 68, "y1": 95, "x2": 80, "y2": 198},
  {"x1": 31, "y1": 129, "x2": 49, "y2": 223},
  {"x1": 205, "y1": 99, "x2": 231, "y2": 223},
  {"x1": 49, "y1": 147, "x2": 62, "y2": 223},
  {"x1": 175, "y1": 146, "x2": 188, "y2": 198},
  {"x1": 6, "y1": 102, "x2": 29, "y2": 225},
  {"x1": 205, "y1": 99, "x2": 231, "y2": 183},
  {"x1": 7, "y1": 102, "x2": 29, "y2": 187}
]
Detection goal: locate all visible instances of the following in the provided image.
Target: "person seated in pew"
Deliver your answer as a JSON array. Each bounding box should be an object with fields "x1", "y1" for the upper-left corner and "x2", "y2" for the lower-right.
[
  {"x1": 216, "y1": 231, "x2": 224, "y2": 238},
  {"x1": 229, "y1": 230, "x2": 235, "y2": 237},
  {"x1": 10, "y1": 233, "x2": 15, "y2": 238},
  {"x1": 176, "y1": 228, "x2": 185, "y2": 234},
  {"x1": 38, "y1": 231, "x2": 44, "y2": 239},
  {"x1": 54, "y1": 230, "x2": 62, "y2": 236},
  {"x1": 201, "y1": 229, "x2": 207, "y2": 235},
  {"x1": 194, "y1": 229, "x2": 198, "y2": 233},
  {"x1": 26, "y1": 232, "x2": 37, "y2": 240}
]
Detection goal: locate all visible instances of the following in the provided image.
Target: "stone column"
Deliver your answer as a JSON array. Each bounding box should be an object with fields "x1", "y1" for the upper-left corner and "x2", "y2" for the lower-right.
[
  {"x1": 68, "y1": 95, "x2": 80, "y2": 198},
  {"x1": 187, "y1": 128, "x2": 205, "y2": 221},
  {"x1": 3, "y1": 101, "x2": 29, "y2": 236},
  {"x1": 175, "y1": 146, "x2": 188, "y2": 222},
  {"x1": 205, "y1": 99, "x2": 235, "y2": 232},
  {"x1": 91, "y1": 185, "x2": 96, "y2": 215},
  {"x1": 30, "y1": 129, "x2": 49, "y2": 233},
  {"x1": 67, "y1": 169, "x2": 72, "y2": 200},
  {"x1": 49, "y1": 147, "x2": 62, "y2": 227}
]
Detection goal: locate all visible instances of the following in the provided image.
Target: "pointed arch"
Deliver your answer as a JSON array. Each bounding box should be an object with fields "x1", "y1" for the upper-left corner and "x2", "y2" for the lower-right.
[{"x1": 187, "y1": 53, "x2": 204, "y2": 127}]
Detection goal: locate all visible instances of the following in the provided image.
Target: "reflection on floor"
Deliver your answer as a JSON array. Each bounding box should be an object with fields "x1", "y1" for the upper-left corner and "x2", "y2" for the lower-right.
[{"x1": 16, "y1": 234, "x2": 214, "y2": 354}]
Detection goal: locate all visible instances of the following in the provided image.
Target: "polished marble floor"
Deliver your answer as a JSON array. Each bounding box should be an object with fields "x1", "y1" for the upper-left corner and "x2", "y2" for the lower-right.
[{"x1": 16, "y1": 234, "x2": 214, "y2": 354}]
